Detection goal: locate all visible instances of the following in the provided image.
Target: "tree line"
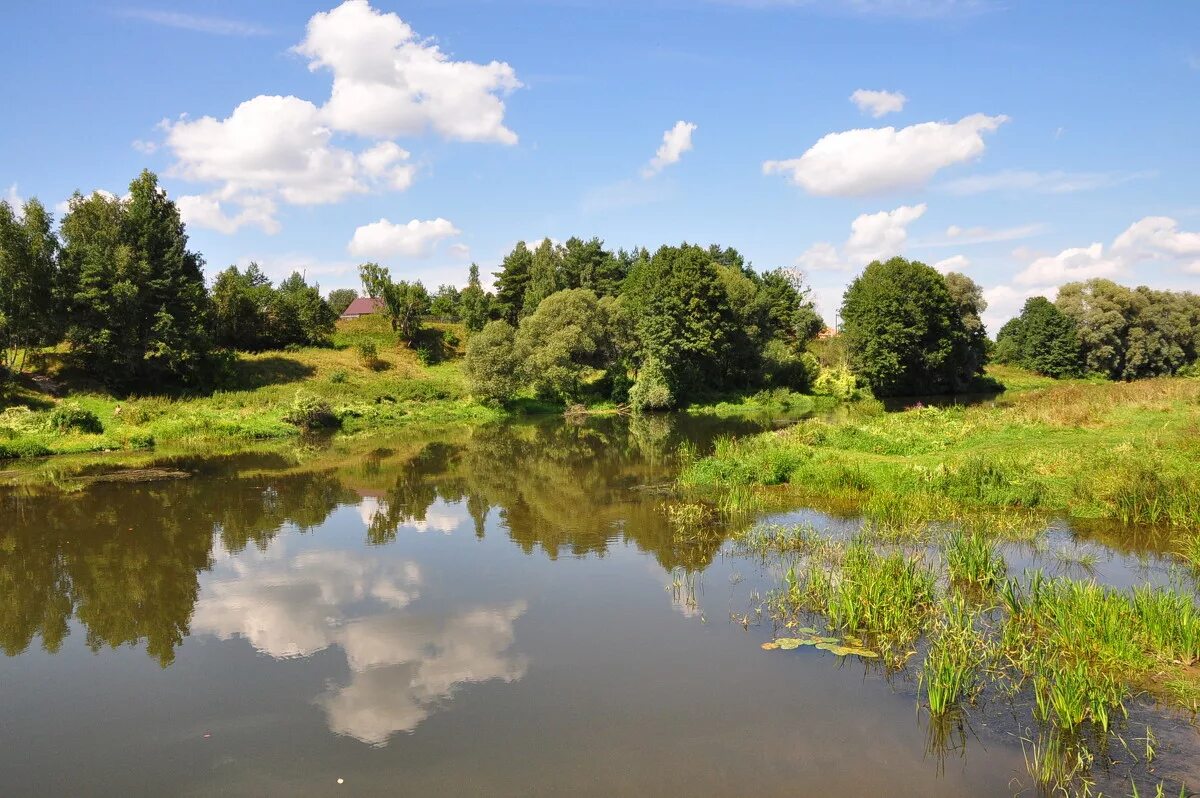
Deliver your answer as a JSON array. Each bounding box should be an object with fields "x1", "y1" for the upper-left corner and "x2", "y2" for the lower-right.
[
  {"x1": 4, "y1": 169, "x2": 1199, "y2": 403},
  {"x1": 463, "y1": 240, "x2": 825, "y2": 409},
  {"x1": 994, "y1": 281, "x2": 1200, "y2": 380},
  {"x1": 0, "y1": 171, "x2": 342, "y2": 393}
]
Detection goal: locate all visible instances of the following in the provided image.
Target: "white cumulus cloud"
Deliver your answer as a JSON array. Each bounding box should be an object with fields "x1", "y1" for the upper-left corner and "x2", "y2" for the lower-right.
[
  {"x1": 295, "y1": 0, "x2": 521, "y2": 144},
  {"x1": 763, "y1": 113, "x2": 1007, "y2": 196},
  {"x1": 1013, "y1": 216, "x2": 1200, "y2": 286},
  {"x1": 348, "y1": 217, "x2": 462, "y2": 259},
  {"x1": 850, "y1": 89, "x2": 906, "y2": 118},
  {"x1": 932, "y1": 255, "x2": 971, "y2": 273},
  {"x1": 796, "y1": 203, "x2": 927, "y2": 271},
  {"x1": 642, "y1": 121, "x2": 697, "y2": 178},
  {"x1": 158, "y1": 1, "x2": 520, "y2": 235}
]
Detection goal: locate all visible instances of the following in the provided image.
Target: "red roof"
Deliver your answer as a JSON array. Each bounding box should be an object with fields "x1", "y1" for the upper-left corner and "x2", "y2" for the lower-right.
[{"x1": 341, "y1": 296, "x2": 385, "y2": 317}]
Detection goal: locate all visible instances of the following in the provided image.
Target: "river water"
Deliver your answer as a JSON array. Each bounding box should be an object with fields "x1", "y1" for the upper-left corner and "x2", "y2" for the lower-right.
[{"x1": 0, "y1": 415, "x2": 1195, "y2": 796}]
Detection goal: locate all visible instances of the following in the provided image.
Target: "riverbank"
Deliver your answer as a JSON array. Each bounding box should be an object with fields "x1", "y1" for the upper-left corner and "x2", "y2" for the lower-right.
[
  {"x1": 680, "y1": 374, "x2": 1200, "y2": 531},
  {"x1": 0, "y1": 315, "x2": 845, "y2": 462}
]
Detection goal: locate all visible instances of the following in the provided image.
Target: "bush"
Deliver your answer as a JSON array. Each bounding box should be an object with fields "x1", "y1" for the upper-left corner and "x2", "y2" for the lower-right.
[
  {"x1": 762, "y1": 340, "x2": 820, "y2": 392},
  {"x1": 282, "y1": 391, "x2": 340, "y2": 431},
  {"x1": 48, "y1": 404, "x2": 103, "y2": 434},
  {"x1": 464, "y1": 321, "x2": 520, "y2": 404},
  {"x1": 0, "y1": 439, "x2": 52, "y2": 459},
  {"x1": 356, "y1": 341, "x2": 382, "y2": 370},
  {"x1": 630, "y1": 358, "x2": 675, "y2": 412},
  {"x1": 814, "y1": 365, "x2": 858, "y2": 400},
  {"x1": 329, "y1": 369, "x2": 348, "y2": 384}
]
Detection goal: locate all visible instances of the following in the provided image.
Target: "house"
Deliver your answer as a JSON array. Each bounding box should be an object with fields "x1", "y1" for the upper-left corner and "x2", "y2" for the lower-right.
[{"x1": 340, "y1": 296, "x2": 386, "y2": 320}]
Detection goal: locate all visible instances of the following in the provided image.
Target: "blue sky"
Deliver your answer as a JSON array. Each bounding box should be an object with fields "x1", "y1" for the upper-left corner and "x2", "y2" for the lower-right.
[{"x1": 3, "y1": 0, "x2": 1199, "y2": 328}]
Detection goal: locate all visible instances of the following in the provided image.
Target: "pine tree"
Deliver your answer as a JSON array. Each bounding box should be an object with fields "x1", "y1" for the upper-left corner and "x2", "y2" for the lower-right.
[
  {"x1": 522, "y1": 238, "x2": 561, "y2": 317},
  {"x1": 493, "y1": 241, "x2": 532, "y2": 324}
]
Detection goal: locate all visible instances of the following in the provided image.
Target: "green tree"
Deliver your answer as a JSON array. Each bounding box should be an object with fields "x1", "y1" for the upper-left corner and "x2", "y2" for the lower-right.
[
  {"x1": 275, "y1": 272, "x2": 336, "y2": 346},
  {"x1": 840, "y1": 257, "x2": 976, "y2": 396},
  {"x1": 522, "y1": 238, "x2": 561, "y2": 316},
  {"x1": 760, "y1": 267, "x2": 824, "y2": 345},
  {"x1": 460, "y1": 263, "x2": 490, "y2": 332},
  {"x1": 211, "y1": 263, "x2": 271, "y2": 350},
  {"x1": 625, "y1": 244, "x2": 741, "y2": 402},
  {"x1": 357, "y1": 262, "x2": 391, "y2": 299},
  {"x1": 514, "y1": 288, "x2": 614, "y2": 402},
  {"x1": 60, "y1": 171, "x2": 212, "y2": 390},
  {"x1": 464, "y1": 320, "x2": 520, "y2": 404},
  {"x1": 493, "y1": 241, "x2": 532, "y2": 324},
  {"x1": 382, "y1": 280, "x2": 430, "y2": 342},
  {"x1": 943, "y1": 271, "x2": 990, "y2": 379},
  {"x1": 430, "y1": 284, "x2": 460, "y2": 319},
  {"x1": 327, "y1": 288, "x2": 358, "y2": 317},
  {"x1": 995, "y1": 296, "x2": 1081, "y2": 378},
  {"x1": 0, "y1": 198, "x2": 62, "y2": 380},
  {"x1": 561, "y1": 236, "x2": 624, "y2": 296}
]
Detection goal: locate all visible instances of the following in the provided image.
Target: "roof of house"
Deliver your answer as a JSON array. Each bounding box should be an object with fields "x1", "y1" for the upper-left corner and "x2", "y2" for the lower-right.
[{"x1": 341, "y1": 296, "x2": 385, "y2": 316}]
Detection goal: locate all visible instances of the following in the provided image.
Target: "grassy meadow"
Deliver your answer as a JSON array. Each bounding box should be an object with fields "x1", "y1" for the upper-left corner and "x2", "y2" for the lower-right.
[
  {"x1": 680, "y1": 369, "x2": 1200, "y2": 531},
  {"x1": 0, "y1": 316, "x2": 502, "y2": 460}
]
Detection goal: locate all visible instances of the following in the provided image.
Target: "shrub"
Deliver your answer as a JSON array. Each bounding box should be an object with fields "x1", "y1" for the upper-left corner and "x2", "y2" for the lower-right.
[
  {"x1": 329, "y1": 369, "x2": 348, "y2": 384},
  {"x1": 356, "y1": 341, "x2": 383, "y2": 370},
  {"x1": 814, "y1": 364, "x2": 858, "y2": 400},
  {"x1": 48, "y1": 404, "x2": 103, "y2": 434},
  {"x1": 464, "y1": 320, "x2": 520, "y2": 404},
  {"x1": 282, "y1": 391, "x2": 340, "y2": 431},
  {"x1": 630, "y1": 358, "x2": 675, "y2": 412}
]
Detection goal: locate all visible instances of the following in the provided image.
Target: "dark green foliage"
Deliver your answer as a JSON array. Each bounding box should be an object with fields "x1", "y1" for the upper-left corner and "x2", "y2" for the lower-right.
[
  {"x1": 841, "y1": 257, "x2": 981, "y2": 397},
  {"x1": 382, "y1": 280, "x2": 430, "y2": 343},
  {"x1": 493, "y1": 241, "x2": 532, "y2": 323},
  {"x1": 460, "y1": 263, "x2": 490, "y2": 332},
  {"x1": 522, "y1": 238, "x2": 561, "y2": 317},
  {"x1": 0, "y1": 197, "x2": 62, "y2": 380},
  {"x1": 211, "y1": 265, "x2": 335, "y2": 351},
  {"x1": 626, "y1": 244, "x2": 744, "y2": 400},
  {"x1": 464, "y1": 320, "x2": 520, "y2": 404},
  {"x1": 561, "y1": 236, "x2": 626, "y2": 296},
  {"x1": 47, "y1": 404, "x2": 102, "y2": 434},
  {"x1": 943, "y1": 272, "x2": 990, "y2": 380},
  {"x1": 1056, "y1": 279, "x2": 1200, "y2": 379},
  {"x1": 760, "y1": 268, "x2": 824, "y2": 346},
  {"x1": 994, "y1": 297, "x2": 1082, "y2": 378},
  {"x1": 327, "y1": 288, "x2": 358, "y2": 317},
  {"x1": 60, "y1": 171, "x2": 213, "y2": 391}
]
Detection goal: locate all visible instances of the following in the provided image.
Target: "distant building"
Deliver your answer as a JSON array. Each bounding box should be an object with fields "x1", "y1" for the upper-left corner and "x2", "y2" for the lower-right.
[
  {"x1": 816, "y1": 327, "x2": 838, "y2": 340},
  {"x1": 340, "y1": 297, "x2": 385, "y2": 319}
]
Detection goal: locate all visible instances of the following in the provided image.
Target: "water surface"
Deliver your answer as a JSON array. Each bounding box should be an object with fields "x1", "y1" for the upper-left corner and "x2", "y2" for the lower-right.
[{"x1": 1, "y1": 416, "x2": 1195, "y2": 796}]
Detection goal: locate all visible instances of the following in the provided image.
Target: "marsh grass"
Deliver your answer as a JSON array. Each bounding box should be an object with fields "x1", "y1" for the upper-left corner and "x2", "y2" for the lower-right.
[
  {"x1": 680, "y1": 375, "x2": 1200, "y2": 529},
  {"x1": 920, "y1": 595, "x2": 987, "y2": 714},
  {"x1": 775, "y1": 539, "x2": 938, "y2": 665},
  {"x1": 944, "y1": 530, "x2": 1006, "y2": 589}
]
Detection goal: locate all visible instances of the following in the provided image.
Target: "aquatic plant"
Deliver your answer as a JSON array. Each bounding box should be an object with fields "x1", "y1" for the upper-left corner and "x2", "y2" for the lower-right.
[
  {"x1": 920, "y1": 595, "x2": 987, "y2": 715},
  {"x1": 944, "y1": 529, "x2": 1006, "y2": 589}
]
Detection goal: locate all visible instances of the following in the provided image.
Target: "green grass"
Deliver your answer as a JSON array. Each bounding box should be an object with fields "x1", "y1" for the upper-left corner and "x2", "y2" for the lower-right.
[
  {"x1": 0, "y1": 317, "x2": 506, "y2": 460},
  {"x1": 920, "y1": 595, "x2": 986, "y2": 715},
  {"x1": 681, "y1": 372, "x2": 1200, "y2": 529},
  {"x1": 944, "y1": 529, "x2": 1006, "y2": 589}
]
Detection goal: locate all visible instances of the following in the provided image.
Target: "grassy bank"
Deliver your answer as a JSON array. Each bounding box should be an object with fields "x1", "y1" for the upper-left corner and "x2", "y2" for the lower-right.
[
  {"x1": 0, "y1": 317, "x2": 504, "y2": 460},
  {"x1": 680, "y1": 372, "x2": 1200, "y2": 529}
]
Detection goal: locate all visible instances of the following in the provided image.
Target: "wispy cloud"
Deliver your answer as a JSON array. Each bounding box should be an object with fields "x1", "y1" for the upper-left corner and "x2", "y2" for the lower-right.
[
  {"x1": 116, "y1": 8, "x2": 274, "y2": 37},
  {"x1": 707, "y1": 0, "x2": 992, "y2": 19},
  {"x1": 938, "y1": 169, "x2": 1156, "y2": 196},
  {"x1": 916, "y1": 222, "x2": 1046, "y2": 248}
]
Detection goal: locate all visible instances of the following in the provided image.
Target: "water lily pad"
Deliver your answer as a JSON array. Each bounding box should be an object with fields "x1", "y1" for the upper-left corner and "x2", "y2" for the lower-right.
[
  {"x1": 815, "y1": 641, "x2": 879, "y2": 657},
  {"x1": 761, "y1": 641, "x2": 779, "y2": 650}
]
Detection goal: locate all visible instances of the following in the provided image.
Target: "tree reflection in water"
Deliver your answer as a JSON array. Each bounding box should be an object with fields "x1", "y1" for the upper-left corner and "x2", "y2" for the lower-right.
[{"x1": 0, "y1": 414, "x2": 771, "y2": 669}]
